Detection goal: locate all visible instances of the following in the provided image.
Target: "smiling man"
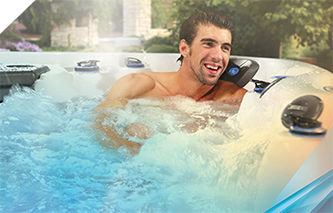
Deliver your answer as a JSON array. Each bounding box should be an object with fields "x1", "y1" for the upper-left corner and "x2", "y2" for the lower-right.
[{"x1": 93, "y1": 8, "x2": 247, "y2": 154}]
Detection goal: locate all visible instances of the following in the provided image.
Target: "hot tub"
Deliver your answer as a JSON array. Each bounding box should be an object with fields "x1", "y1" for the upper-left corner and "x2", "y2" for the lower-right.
[{"x1": 0, "y1": 52, "x2": 332, "y2": 212}]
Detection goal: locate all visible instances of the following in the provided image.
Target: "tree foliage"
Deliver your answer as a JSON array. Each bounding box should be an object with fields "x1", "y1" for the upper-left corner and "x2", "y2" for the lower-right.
[
  {"x1": 169, "y1": 0, "x2": 332, "y2": 58},
  {"x1": 151, "y1": 0, "x2": 164, "y2": 28}
]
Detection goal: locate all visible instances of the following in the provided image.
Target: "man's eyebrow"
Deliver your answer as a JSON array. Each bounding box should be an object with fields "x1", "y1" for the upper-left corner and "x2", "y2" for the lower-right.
[
  {"x1": 200, "y1": 38, "x2": 217, "y2": 43},
  {"x1": 200, "y1": 38, "x2": 232, "y2": 48}
]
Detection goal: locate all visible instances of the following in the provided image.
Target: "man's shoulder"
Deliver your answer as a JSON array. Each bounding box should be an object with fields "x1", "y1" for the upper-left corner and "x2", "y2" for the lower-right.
[
  {"x1": 115, "y1": 72, "x2": 156, "y2": 89},
  {"x1": 218, "y1": 80, "x2": 246, "y2": 90},
  {"x1": 108, "y1": 72, "x2": 158, "y2": 100},
  {"x1": 123, "y1": 72, "x2": 155, "y2": 83},
  {"x1": 215, "y1": 80, "x2": 247, "y2": 101},
  {"x1": 122, "y1": 71, "x2": 173, "y2": 89}
]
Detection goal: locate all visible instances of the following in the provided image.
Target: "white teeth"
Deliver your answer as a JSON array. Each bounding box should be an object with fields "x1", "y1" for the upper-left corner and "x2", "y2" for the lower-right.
[{"x1": 206, "y1": 65, "x2": 218, "y2": 70}]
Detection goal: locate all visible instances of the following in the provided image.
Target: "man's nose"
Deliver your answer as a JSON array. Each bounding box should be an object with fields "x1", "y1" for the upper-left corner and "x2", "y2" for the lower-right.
[{"x1": 211, "y1": 47, "x2": 223, "y2": 62}]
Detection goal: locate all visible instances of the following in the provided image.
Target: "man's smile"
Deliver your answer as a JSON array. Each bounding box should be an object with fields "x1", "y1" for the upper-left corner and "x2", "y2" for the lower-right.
[{"x1": 204, "y1": 63, "x2": 222, "y2": 74}]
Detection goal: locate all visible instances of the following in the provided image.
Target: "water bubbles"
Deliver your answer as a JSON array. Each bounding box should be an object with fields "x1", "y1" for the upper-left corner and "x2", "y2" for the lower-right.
[{"x1": 1, "y1": 91, "x2": 268, "y2": 212}]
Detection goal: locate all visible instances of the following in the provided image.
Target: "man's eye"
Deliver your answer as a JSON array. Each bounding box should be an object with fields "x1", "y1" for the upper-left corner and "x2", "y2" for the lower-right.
[
  {"x1": 222, "y1": 46, "x2": 231, "y2": 52},
  {"x1": 203, "y1": 42, "x2": 213, "y2": 47}
]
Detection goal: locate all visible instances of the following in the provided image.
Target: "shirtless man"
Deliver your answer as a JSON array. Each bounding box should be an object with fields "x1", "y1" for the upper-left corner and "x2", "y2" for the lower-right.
[{"x1": 93, "y1": 8, "x2": 247, "y2": 154}]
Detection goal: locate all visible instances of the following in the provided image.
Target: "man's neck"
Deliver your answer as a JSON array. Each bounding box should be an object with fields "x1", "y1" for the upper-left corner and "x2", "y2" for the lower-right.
[{"x1": 170, "y1": 67, "x2": 216, "y2": 101}]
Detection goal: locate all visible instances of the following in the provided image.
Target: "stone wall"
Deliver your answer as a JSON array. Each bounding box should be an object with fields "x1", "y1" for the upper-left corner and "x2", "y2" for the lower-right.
[
  {"x1": 51, "y1": 0, "x2": 170, "y2": 47},
  {"x1": 123, "y1": 0, "x2": 151, "y2": 39},
  {"x1": 51, "y1": 13, "x2": 99, "y2": 47}
]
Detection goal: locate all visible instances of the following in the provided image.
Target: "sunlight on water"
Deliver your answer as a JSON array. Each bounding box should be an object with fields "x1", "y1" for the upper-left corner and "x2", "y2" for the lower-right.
[{"x1": 0, "y1": 86, "x2": 269, "y2": 212}]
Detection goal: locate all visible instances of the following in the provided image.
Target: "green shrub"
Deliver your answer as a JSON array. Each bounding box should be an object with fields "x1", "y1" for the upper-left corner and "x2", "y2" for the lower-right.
[
  {"x1": 146, "y1": 44, "x2": 178, "y2": 53},
  {"x1": 143, "y1": 36, "x2": 174, "y2": 50},
  {"x1": 0, "y1": 32, "x2": 20, "y2": 43}
]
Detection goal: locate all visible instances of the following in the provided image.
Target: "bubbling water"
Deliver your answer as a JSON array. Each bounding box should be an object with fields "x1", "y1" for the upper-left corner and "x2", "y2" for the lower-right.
[
  {"x1": 103, "y1": 96, "x2": 241, "y2": 142},
  {"x1": 0, "y1": 86, "x2": 268, "y2": 212}
]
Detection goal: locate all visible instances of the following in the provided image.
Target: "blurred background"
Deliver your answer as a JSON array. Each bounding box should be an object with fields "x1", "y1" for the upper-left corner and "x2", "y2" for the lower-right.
[{"x1": 0, "y1": 0, "x2": 332, "y2": 72}]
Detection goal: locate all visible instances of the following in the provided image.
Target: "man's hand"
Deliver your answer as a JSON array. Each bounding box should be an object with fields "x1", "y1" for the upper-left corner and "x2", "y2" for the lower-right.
[{"x1": 126, "y1": 123, "x2": 154, "y2": 140}]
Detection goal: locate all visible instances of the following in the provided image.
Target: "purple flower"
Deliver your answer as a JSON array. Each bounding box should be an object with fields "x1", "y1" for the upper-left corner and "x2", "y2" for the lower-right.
[
  {"x1": 4, "y1": 41, "x2": 42, "y2": 52},
  {"x1": 0, "y1": 48, "x2": 10, "y2": 52}
]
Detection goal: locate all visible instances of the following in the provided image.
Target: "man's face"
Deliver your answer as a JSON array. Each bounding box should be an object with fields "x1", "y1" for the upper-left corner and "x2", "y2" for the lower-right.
[{"x1": 188, "y1": 24, "x2": 232, "y2": 86}]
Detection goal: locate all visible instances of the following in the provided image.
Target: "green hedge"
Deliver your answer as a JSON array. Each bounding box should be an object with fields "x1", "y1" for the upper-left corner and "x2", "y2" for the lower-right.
[
  {"x1": 143, "y1": 36, "x2": 174, "y2": 50},
  {"x1": 146, "y1": 44, "x2": 178, "y2": 53}
]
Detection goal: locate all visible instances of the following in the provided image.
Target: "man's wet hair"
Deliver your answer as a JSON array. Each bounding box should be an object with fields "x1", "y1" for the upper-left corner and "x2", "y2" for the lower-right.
[{"x1": 177, "y1": 8, "x2": 235, "y2": 64}]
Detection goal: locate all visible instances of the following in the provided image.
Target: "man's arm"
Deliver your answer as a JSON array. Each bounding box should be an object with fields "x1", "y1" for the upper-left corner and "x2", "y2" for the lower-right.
[{"x1": 92, "y1": 73, "x2": 155, "y2": 155}]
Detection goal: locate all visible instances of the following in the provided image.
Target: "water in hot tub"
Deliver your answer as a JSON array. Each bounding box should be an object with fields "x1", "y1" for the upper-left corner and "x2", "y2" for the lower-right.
[{"x1": 0, "y1": 85, "x2": 269, "y2": 212}]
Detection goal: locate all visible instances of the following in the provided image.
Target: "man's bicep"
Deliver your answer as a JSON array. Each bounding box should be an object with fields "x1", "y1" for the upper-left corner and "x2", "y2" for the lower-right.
[
  {"x1": 107, "y1": 75, "x2": 136, "y2": 100},
  {"x1": 96, "y1": 74, "x2": 137, "y2": 109}
]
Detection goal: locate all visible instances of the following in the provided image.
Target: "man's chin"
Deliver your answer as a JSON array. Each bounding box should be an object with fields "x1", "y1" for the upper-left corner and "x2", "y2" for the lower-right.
[{"x1": 201, "y1": 78, "x2": 219, "y2": 86}]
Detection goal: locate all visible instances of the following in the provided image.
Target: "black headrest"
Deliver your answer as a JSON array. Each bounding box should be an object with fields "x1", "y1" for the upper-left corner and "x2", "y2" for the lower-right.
[{"x1": 219, "y1": 57, "x2": 259, "y2": 88}]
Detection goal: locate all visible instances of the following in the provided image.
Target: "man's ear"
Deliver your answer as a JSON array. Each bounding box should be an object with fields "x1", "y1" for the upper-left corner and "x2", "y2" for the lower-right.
[{"x1": 179, "y1": 39, "x2": 189, "y2": 58}]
